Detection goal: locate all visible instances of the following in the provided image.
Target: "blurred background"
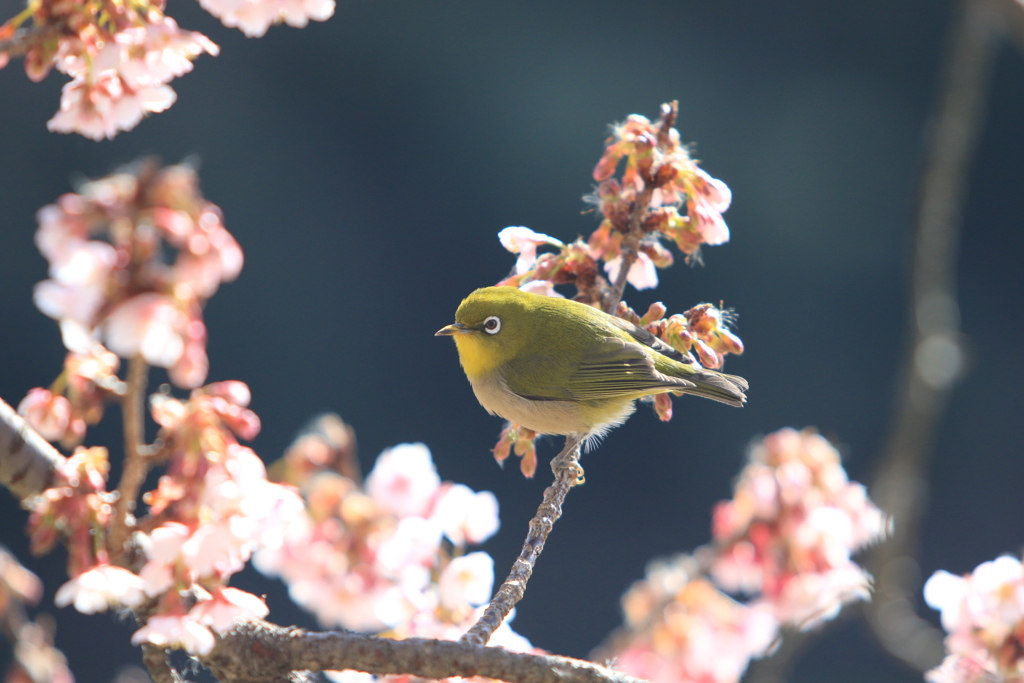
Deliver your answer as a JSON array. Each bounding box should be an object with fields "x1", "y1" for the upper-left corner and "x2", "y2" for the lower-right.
[{"x1": 2, "y1": 0, "x2": 1023, "y2": 681}]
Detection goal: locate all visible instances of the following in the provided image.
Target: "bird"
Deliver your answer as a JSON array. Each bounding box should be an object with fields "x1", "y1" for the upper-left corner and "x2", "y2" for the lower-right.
[{"x1": 435, "y1": 286, "x2": 747, "y2": 445}]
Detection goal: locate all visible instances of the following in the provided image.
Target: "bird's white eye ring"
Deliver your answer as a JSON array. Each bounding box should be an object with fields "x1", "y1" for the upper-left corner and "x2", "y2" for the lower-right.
[{"x1": 483, "y1": 316, "x2": 501, "y2": 334}]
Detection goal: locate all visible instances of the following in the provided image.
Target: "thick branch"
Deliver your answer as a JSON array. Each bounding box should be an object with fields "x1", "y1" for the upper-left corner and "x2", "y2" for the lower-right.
[
  {"x1": 205, "y1": 620, "x2": 646, "y2": 683},
  {"x1": 867, "y1": 0, "x2": 998, "y2": 671},
  {"x1": 461, "y1": 437, "x2": 584, "y2": 646},
  {"x1": 0, "y1": 397, "x2": 65, "y2": 501}
]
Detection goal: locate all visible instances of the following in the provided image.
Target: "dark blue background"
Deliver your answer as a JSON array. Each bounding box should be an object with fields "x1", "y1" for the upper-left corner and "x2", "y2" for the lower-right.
[{"x1": 2, "y1": 1, "x2": 1023, "y2": 681}]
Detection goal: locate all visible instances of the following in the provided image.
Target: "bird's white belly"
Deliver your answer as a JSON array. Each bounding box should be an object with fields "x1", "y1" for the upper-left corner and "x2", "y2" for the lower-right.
[
  {"x1": 467, "y1": 372, "x2": 635, "y2": 438},
  {"x1": 468, "y1": 373, "x2": 586, "y2": 436}
]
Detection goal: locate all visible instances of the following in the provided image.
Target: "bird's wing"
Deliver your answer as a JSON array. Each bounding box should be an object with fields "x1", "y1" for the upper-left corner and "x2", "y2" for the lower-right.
[
  {"x1": 501, "y1": 336, "x2": 691, "y2": 402},
  {"x1": 606, "y1": 315, "x2": 697, "y2": 365},
  {"x1": 561, "y1": 336, "x2": 696, "y2": 401}
]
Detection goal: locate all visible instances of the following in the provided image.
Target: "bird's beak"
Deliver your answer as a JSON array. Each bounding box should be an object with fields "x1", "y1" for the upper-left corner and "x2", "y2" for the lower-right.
[{"x1": 435, "y1": 322, "x2": 472, "y2": 336}]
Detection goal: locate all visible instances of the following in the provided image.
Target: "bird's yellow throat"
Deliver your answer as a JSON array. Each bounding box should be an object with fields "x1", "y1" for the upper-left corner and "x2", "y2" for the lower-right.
[{"x1": 452, "y1": 334, "x2": 500, "y2": 380}]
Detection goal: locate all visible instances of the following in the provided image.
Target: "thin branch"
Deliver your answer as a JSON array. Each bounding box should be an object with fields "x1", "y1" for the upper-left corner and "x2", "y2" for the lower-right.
[
  {"x1": 206, "y1": 619, "x2": 646, "y2": 683},
  {"x1": 109, "y1": 355, "x2": 149, "y2": 564},
  {"x1": 461, "y1": 436, "x2": 585, "y2": 646},
  {"x1": 0, "y1": 397, "x2": 65, "y2": 501},
  {"x1": 867, "y1": 0, "x2": 998, "y2": 671}
]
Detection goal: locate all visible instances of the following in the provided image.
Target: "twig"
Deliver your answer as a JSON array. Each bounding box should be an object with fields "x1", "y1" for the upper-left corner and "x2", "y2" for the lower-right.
[
  {"x1": 461, "y1": 435, "x2": 585, "y2": 646},
  {"x1": 109, "y1": 356, "x2": 149, "y2": 564},
  {"x1": 206, "y1": 619, "x2": 646, "y2": 683},
  {"x1": 0, "y1": 397, "x2": 65, "y2": 501},
  {"x1": 866, "y1": 0, "x2": 998, "y2": 671}
]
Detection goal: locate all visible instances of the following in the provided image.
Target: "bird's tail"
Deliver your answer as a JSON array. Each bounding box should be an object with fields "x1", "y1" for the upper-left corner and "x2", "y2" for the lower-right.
[{"x1": 682, "y1": 369, "x2": 748, "y2": 407}]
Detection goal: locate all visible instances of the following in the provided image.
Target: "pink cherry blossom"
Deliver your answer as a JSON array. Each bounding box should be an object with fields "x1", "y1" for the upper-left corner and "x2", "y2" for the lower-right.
[
  {"x1": 47, "y1": 71, "x2": 176, "y2": 141},
  {"x1": 113, "y1": 18, "x2": 219, "y2": 88},
  {"x1": 54, "y1": 564, "x2": 147, "y2": 614},
  {"x1": 604, "y1": 251, "x2": 658, "y2": 290},
  {"x1": 198, "y1": 0, "x2": 336, "y2": 38},
  {"x1": 498, "y1": 226, "x2": 565, "y2": 275},
  {"x1": 103, "y1": 293, "x2": 187, "y2": 368},
  {"x1": 438, "y1": 552, "x2": 494, "y2": 612},
  {"x1": 614, "y1": 574, "x2": 778, "y2": 683},
  {"x1": 709, "y1": 428, "x2": 889, "y2": 629},
  {"x1": 33, "y1": 240, "x2": 117, "y2": 336},
  {"x1": 925, "y1": 555, "x2": 1024, "y2": 682},
  {"x1": 518, "y1": 280, "x2": 564, "y2": 298},
  {"x1": 430, "y1": 484, "x2": 500, "y2": 546},
  {"x1": 685, "y1": 167, "x2": 732, "y2": 246},
  {"x1": 189, "y1": 587, "x2": 269, "y2": 634},
  {"x1": 374, "y1": 517, "x2": 443, "y2": 574},
  {"x1": 131, "y1": 614, "x2": 216, "y2": 656},
  {"x1": 365, "y1": 443, "x2": 441, "y2": 519},
  {"x1": 17, "y1": 389, "x2": 72, "y2": 442}
]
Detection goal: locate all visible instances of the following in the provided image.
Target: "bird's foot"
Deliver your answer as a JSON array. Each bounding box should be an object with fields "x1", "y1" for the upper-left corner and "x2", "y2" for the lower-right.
[{"x1": 551, "y1": 438, "x2": 585, "y2": 486}]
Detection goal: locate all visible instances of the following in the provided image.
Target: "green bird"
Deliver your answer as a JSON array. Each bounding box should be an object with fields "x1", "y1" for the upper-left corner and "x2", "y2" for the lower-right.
[{"x1": 436, "y1": 286, "x2": 747, "y2": 442}]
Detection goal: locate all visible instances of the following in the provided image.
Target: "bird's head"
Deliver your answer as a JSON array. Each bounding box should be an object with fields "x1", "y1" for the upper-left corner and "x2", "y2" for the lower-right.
[{"x1": 435, "y1": 287, "x2": 532, "y2": 378}]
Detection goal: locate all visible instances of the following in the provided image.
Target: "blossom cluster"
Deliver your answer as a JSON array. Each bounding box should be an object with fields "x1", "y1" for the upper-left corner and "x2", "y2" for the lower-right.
[
  {"x1": 709, "y1": 428, "x2": 890, "y2": 627},
  {"x1": 612, "y1": 561, "x2": 777, "y2": 683},
  {"x1": 28, "y1": 161, "x2": 238, "y2": 406},
  {"x1": 0, "y1": 0, "x2": 333, "y2": 139},
  {"x1": 924, "y1": 555, "x2": 1024, "y2": 682},
  {"x1": 253, "y1": 423, "x2": 536, "y2": 664},
  {"x1": 497, "y1": 104, "x2": 732, "y2": 301},
  {"x1": 25, "y1": 381, "x2": 303, "y2": 656},
  {"x1": 602, "y1": 428, "x2": 889, "y2": 683}
]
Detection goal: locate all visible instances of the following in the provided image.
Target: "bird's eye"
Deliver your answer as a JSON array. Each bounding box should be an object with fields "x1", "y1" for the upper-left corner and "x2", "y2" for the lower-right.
[{"x1": 483, "y1": 316, "x2": 501, "y2": 334}]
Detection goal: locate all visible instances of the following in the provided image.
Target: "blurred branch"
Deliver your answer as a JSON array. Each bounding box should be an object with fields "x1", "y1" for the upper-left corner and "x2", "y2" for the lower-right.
[
  {"x1": 867, "y1": 0, "x2": 999, "y2": 671},
  {"x1": 109, "y1": 356, "x2": 149, "y2": 564},
  {"x1": 0, "y1": 396, "x2": 65, "y2": 501}
]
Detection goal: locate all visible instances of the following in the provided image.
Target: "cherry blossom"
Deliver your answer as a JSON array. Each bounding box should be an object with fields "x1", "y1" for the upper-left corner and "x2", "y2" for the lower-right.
[
  {"x1": 365, "y1": 443, "x2": 441, "y2": 519},
  {"x1": 54, "y1": 565, "x2": 147, "y2": 614},
  {"x1": 430, "y1": 483, "x2": 500, "y2": 546},
  {"x1": 197, "y1": 0, "x2": 335, "y2": 38},
  {"x1": 131, "y1": 614, "x2": 216, "y2": 656},
  {"x1": 17, "y1": 389, "x2": 72, "y2": 442},
  {"x1": 438, "y1": 552, "x2": 494, "y2": 612},
  {"x1": 605, "y1": 251, "x2": 658, "y2": 290},
  {"x1": 189, "y1": 587, "x2": 269, "y2": 634},
  {"x1": 709, "y1": 428, "x2": 889, "y2": 629},
  {"x1": 498, "y1": 226, "x2": 565, "y2": 275},
  {"x1": 612, "y1": 566, "x2": 778, "y2": 683},
  {"x1": 925, "y1": 555, "x2": 1024, "y2": 682}
]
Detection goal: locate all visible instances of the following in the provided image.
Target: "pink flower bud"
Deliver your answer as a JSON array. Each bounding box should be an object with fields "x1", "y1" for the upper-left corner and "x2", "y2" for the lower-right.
[
  {"x1": 639, "y1": 302, "x2": 668, "y2": 326},
  {"x1": 693, "y1": 338, "x2": 721, "y2": 369},
  {"x1": 653, "y1": 393, "x2": 673, "y2": 422},
  {"x1": 201, "y1": 380, "x2": 252, "y2": 407},
  {"x1": 18, "y1": 388, "x2": 72, "y2": 442}
]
